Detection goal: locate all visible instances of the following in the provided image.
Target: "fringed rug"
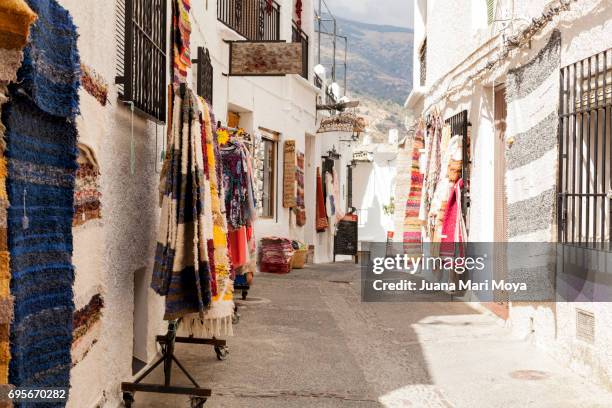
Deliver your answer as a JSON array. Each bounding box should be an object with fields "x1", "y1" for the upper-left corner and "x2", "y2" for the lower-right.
[
  {"x1": 73, "y1": 143, "x2": 101, "y2": 228},
  {"x1": 152, "y1": 88, "x2": 212, "y2": 320},
  {"x1": 5, "y1": 0, "x2": 79, "y2": 398}
]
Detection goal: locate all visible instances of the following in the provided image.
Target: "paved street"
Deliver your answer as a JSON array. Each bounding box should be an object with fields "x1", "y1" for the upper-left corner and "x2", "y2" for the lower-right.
[{"x1": 136, "y1": 262, "x2": 612, "y2": 407}]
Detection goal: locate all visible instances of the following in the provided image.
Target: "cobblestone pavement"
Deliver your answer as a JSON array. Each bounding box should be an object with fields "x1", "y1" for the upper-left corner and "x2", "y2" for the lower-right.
[{"x1": 135, "y1": 262, "x2": 612, "y2": 407}]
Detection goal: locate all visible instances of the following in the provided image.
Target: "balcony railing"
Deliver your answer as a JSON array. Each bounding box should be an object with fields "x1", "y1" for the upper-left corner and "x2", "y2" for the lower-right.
[
  {"x1": 314, "y1": 73, "x2": 323, "y2": 89},
  {"x1": 325, "y1": 85, "x2": 337, "y2": 105},
  {"x1": 217, "y1": 0, "x2": 280, "y2": 41},
  {"x1": 291, "y1": 22, "x2": 309, "y2": 79}
]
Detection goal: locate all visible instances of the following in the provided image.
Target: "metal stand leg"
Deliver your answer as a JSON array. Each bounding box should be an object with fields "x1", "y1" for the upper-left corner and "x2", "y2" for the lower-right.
[{"x1": 121, "y1": 321, "x2": 228, "y2": 406}]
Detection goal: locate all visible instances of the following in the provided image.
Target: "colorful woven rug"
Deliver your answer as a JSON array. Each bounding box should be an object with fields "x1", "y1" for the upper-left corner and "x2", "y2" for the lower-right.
[
  {"x1": 403, "y1": 125, "x2": 425, "y2": 255},
  {"x1": 73, "y1": 143, "x2": 101, "y2": 228},
  {"x1": 5, "y1": 0, "x2": 79, "y2": 398}
]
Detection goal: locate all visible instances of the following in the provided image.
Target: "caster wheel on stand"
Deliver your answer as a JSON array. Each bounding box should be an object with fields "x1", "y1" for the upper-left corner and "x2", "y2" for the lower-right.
[
  {"x1": 241, "y1": 289, "x2": 248, "y2": 301},
  {"x1": 123, "y1": 392, "x2": 134, "y2": 408},
  {"x1": 190, "y1": 396, "x2": 207, "y2": 408},
  {"x1": 214, "y1": 345, "x2": 229, "y2": 361}
]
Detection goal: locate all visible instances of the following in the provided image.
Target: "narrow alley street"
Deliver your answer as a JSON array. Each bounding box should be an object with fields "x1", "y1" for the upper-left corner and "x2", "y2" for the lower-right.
[{"x1": 137, "y1": 263, "x2": 612, "y2": 408}]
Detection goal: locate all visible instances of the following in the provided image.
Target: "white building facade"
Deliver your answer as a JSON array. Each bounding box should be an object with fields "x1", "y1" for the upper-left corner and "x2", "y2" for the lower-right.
[
  {"x1": 48, "y1": 0, "x2": 353, "y2": 406},
  {"x1": 403, "y1": 0, "x2": 612, "y2": 391}
]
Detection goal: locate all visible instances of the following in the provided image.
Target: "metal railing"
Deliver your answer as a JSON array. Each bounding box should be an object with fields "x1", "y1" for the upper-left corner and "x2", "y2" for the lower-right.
[
  {"x1": 292, "y1": 21, "x2": 309, "y2": 79},
  {"x1": 325, "y1": 85, "x2": 336, "y2": 105},
  {"x1": 314, "y1": 73, "x2": 323, "y2": 89},
  {"x1": 116, "y1": 0, "x2": 168, "y2": 122},
  {"x1": 217, "y1": 0, "x2": 280, "y2": 41}
]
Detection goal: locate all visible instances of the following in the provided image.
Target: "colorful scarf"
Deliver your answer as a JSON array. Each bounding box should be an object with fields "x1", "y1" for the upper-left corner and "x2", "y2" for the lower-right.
[
  {"x1": 152, "y1": 88, "x2": 212, "y2": 320},
  {"x1": 440, "y1": 179, "x2": 467, "y2": 258},
  {"x1": 403, "y1": 126, "x2": 425, "y2": 251},
  {"x1": 294, "y1": 151, "x2": 306, "y2": 226},
  {"x1": 5, "y1": 0, "x2": 79, "y2": 395},
  {"x1": 282, "y1": 140, "x2": 296, "y2": 209},
  {"x1": 316, "y1": 167, "x2": 328, "y2": 232}
]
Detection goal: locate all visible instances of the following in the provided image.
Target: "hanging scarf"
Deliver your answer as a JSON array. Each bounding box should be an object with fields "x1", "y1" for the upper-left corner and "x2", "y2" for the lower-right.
[
  {"x1": 152, "y1": 88, "x2": 212, "y2": 320},
  {"x1": 316, "y1": 167, "x2": 328, "y2": 232},
  {"x1": 403, "y1": 125, "x2": 425, "y2": 253},
  {"x1": 266, "y1": 0, "x2": 273, "y2": 14},
  {"x1": 440, "y1": 179, "x2": 467, "y2": 259}
]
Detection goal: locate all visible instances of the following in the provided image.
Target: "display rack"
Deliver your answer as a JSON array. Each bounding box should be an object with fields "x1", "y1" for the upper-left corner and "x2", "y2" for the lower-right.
[{"x1": 121, "y1": 321, "x2": 228, "y2": 407}]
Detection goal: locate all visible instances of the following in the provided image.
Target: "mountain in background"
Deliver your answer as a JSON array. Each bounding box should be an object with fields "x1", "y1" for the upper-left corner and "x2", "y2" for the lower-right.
[{"x1": 319, "y1": 18, "x2": 413, "y2": 142}]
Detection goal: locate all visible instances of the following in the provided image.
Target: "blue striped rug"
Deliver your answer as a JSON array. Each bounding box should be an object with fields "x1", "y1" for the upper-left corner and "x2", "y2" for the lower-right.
[{"x1": 4, "y1": 0, "x2": 79, "y2": 403}]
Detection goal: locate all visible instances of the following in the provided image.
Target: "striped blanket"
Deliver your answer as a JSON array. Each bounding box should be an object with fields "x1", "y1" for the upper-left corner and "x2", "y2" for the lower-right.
[
  {"x1": 0, "y1": 2, "x2": 36, "y2": 403},
  {"x1": 152, "y1": 88, "x2": 212, "y2": 320},
  {"x1": 403, "y1": 125, "x2": 425, "y2": 254},
  {"x1": 5, "y1": 0, "x2": 79, "y2": 400}
]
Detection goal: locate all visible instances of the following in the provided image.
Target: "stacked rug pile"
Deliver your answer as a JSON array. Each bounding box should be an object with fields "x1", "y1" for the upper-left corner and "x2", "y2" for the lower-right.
[
  {"x1": 4, "y1": 0, "x2": 79, "y2": 396},
  {"x1": 259, "y1": 237, "x2": 295, "y2": 274}
]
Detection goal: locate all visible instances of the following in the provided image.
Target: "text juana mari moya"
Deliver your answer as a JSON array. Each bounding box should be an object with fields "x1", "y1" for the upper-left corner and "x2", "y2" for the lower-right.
[{"x1": 369, "y1": 254, "x2": 528, "y2": 293}]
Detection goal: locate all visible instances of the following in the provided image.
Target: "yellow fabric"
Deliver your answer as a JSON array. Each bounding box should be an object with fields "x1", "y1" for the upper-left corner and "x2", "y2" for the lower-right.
[{"x1": 0, "y1": 0, "x2": 37, "y2": 49}]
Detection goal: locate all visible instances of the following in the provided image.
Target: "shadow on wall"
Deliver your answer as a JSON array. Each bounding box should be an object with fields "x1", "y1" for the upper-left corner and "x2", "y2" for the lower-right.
[{"x1": 360, "y1": 195, "x2": 388, "y2": 242}]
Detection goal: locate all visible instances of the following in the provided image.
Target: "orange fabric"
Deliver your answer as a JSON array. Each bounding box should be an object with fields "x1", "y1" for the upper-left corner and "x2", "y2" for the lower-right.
[{"x1": 229, "y1": 227, "x2": 248, "y2": 268}]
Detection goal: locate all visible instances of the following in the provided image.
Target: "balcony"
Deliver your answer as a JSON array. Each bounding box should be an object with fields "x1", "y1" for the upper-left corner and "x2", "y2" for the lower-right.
[
  {"x1": 291, "y1": 22, "x2": 309, "y2": 79},
  {"x1": 217, "y1": 0, "x2": 281, "y2": 41}
]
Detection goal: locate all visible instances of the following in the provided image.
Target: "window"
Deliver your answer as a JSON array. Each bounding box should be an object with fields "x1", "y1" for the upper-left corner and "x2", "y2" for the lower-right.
[
  {"x1": 558, "y1": 49, "x2": 612, "y2": 247},
  {"x1": 116, "y1": 0, "x2": 168, "y2": 122},
  {"x1": 419, "y1": 38, "x2": 427, "y2": 87},
  {"x1": 195, "y1": 47, "x2": 213, "y2": 104},
  {"x1": 259, "y1": 129, "x2": 279, "y2": 218}
]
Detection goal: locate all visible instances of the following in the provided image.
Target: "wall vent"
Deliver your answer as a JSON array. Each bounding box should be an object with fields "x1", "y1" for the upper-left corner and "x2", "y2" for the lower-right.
[{"x1": 576, "y1": 309, "x2": 595, "y2": 344}]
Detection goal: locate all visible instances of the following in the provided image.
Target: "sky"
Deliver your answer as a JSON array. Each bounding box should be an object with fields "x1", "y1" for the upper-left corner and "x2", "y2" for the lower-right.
[{"x1": 324, "y1": 0, "x2": 414, "y2": 29}]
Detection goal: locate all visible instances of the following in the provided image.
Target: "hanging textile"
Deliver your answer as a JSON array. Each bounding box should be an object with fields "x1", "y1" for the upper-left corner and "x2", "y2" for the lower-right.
[
  {"x1": 316, "y1": 167, "x2": 328, "y2": 232},
  {"x1": 282, "y1": 140, "x2": 296, "y2": 208},
  {"x1": 220, "y1": 131, "x2": 257, "y2": 279},
  {"x1": 331, "y1": 170, "x2": 345, "y2": 224},
  {"x1": 151, "y1": 88, "x2": 212, "y2": 320},
  {"x1": 429, "y1": 135, "x2": 462, "y2": 242},
  {"x1": 419, "y1": 118, "x2": 443, "y2": 228},
  {"x1": 266, "y1": 0, "x2": 273, "y2": 14},
  {"x1": 0, "y1": 0, "x2": 36, "y2": 401},
  {"x1": 295, "y1": 0, "x2": 303, "y2": 28},
  {"x1": 5, "y1": 0, "x2": 79, "y2": 394},
  {"x1": 172, "y1": 0, "x2": 192, "y2": 84},
  {"x1": 80, "y1": 63, "x2": 108, "y2": 106},
  {"x1": 294, "y1": 151, "x2": 306, "y2": 226},
  {"x1": 179, "y1": 98, "x2": 234, "y2": 338},
  {"x1": 440, "y1": 179, "x2": 467, "y2": 259},
  {"x1": 73, "y1": 143, "x2": 102, "y2": 228},
  {"x1": 403, "y1": 124, "x2": 425, "y2": 251}
]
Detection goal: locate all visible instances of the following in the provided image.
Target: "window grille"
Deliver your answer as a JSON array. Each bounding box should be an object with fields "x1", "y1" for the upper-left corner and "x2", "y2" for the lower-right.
[
  {"x1": 194, "y1": 47, "x2": 213, "y2": 104},
  {"x1": 217, "y1": 0, "x2": 281, "y2": 41},
  {"x1": 445, "y1": 110, "x2": 471, "y2": 229},
  {"x1": 558, "y1": 49, "x2": 611, "y2": 248},
  {"x1": 419, "y1": 39, "x2": 427, "y2": 87},
  {"x1": 116, "y1": 0, "x2": 168, "y2": 123}
]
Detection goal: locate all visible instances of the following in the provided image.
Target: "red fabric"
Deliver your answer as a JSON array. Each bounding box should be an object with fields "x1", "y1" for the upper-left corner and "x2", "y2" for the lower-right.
[
  {"x1": 316, "y1": 167, "x2": 329, "y2": 232},
  {"x1": 266, "y1": 0, "x2": 273, "y2": 13},
  {"x1": 229, "y1": 226, "x2": 248, "y2": 268},
  {"x1": 295, "y1": 0, "x2": 303, "y2": 27},
  {"x1": 259, "y1": 237, "x2": 294, "y2": 274},
  {"x1": 440, "y1": 179, "x2": 465, "y2": 257}
]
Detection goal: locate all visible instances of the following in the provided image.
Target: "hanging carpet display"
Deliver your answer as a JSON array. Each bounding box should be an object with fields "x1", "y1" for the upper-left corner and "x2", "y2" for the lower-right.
[
  {"x1": 179, "y1": 98, "x2": 234, "y2": 338},
  {"x1": 294, "y1": 151, "x2": 306, "y2": 226},
  {"x1": 402, "y1": 124, "x2": 425, "y2": 253},
  {"x1": 283, "y1": 140, "x2": 296, "y2": 209},
  {"x1": 172, "y1": 0, "x2": 192, "y2": 84},
  {"x1": 152, "y1": 88, "x2": 212, "y2": 321},
  {"x1": 0, "y1": 0, "x2": 36, "y2": 403},
  {"x1": 5, "y1": 0, "x2": 79, "y2": 395},
  {"x1": 315, "y1": 167, "x2": 328, "y2": 232},
  {"x1": 73, "y1": 143, "x2": 101, "y2": 228}
]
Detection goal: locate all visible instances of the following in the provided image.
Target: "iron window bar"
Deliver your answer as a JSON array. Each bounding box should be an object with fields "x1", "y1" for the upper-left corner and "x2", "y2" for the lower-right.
[
  {"x1": 115, "y1": 0, "x2": 168, "y2": 123},
  {"x1": 558, "y1": 48, "x2": 611, "y2": 249},
  {"x1": 217, "y1": 0, "x2": 281, "y2": 41},
  {"x1": 444, "y1": 110, "x2": 471, "y2": 231},
  {"x1": 193, "y1": 47, "x2": 214, "y2": 104}
]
